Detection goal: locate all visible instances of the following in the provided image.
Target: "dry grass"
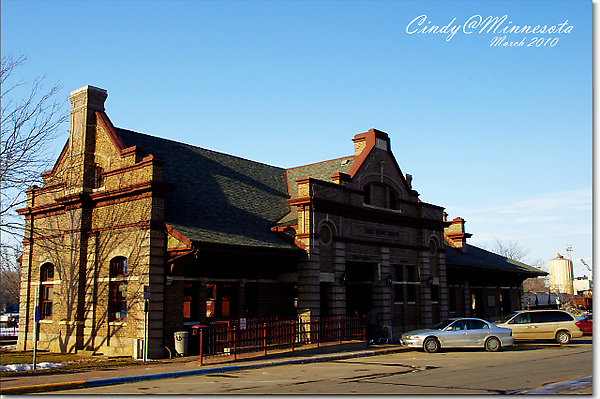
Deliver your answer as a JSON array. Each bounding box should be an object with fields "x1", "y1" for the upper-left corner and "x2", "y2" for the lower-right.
[{"x1": 0, "y1": 347, "x2": 139, "y2": 376}]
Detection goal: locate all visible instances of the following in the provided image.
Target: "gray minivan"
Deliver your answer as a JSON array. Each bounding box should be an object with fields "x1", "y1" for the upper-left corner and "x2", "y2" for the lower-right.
[{"x1": 495, "y1": 309, "x2": 582, "y2": 344}]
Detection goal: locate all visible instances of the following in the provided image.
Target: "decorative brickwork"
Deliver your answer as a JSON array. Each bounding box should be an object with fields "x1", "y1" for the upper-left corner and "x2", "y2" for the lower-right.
[{"x1": 17, "y1": 86, "x2": 544, "y2": 357}]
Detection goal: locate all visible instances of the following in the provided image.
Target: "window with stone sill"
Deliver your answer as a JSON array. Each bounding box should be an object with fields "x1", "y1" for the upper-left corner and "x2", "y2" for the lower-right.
[
  {"x1": 393, "y1": 264, "x2": 419, "y2": 304},
  {"x1": 431, "y1": 285, "x2": 439, "y2": 303},
  {"x1": 109, "y1": 257, "x2": 128, "y2": 321},
  {"x1": 94, "y1": 164, "x2": 104, "y2": 189},
  {"x1": 406, "y1": 284, "x2": 418, "y2": 303},
  {"x1": 40, "y1": 263, "x2": 54, "y2": 319}
]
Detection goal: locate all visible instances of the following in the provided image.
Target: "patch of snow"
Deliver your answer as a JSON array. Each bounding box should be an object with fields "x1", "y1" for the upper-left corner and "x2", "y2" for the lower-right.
[
  {"x1": 0, "y1": 327, "x2": 19, "y2": 337},
  {"x1": 1, "y1": 362, "x2": 67, "y2": 372}
]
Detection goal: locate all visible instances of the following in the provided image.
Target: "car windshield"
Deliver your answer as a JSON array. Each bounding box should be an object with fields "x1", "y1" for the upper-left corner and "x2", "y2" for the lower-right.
[
  {"x1": 498, "y1": 312, "x2": 519, "y2": 323},
  {"x1": 433, "y1": 319, "x2": 456, "y2": 330}
]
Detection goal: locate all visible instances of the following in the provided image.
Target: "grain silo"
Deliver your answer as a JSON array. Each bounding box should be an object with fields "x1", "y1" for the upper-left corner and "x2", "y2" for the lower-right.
[{"x1": 548, "y1": 253, "x2": 574, "y2": 294}]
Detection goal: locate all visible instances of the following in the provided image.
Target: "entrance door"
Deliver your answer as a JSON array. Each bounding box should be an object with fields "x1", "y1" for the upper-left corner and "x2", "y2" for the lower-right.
[
  {"x1": 345, "y1": 261, "x2": 376, "y2": 317},
  {"x1": 500, "y1": 289, "x2": 511, "y2": 318},
  {"x1": 471, "y1": 289, "x2": 484, "y2": 318},
  {"x1": 346, "y1": 284, "x2": 372, "y2": 317},
  {"x1": 320, "y1": 283, "x2": 332, "y2": 317}
]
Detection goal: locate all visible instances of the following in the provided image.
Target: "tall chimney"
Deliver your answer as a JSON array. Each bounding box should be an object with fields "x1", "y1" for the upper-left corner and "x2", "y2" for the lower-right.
[{"x1": 67, "y1": 86, "x2": 107, "y2": 190}]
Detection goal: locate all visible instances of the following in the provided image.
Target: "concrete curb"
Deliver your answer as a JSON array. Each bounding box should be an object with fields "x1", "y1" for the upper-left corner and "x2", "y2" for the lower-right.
[{"x1": 0, "y1": 346, "x2": 406, "y2": 395}]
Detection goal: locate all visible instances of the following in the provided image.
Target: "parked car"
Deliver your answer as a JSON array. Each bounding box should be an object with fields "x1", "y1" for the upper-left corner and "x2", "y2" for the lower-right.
[
  {"x1": 495, "y1": 309, "x2": 582, "y2": 344},
  {"x1": 399, "y1": 318, "x2": 514, "y2": 353},
  {"x1": 576, "y1": 314, "x2": 592, "y2": 335}
]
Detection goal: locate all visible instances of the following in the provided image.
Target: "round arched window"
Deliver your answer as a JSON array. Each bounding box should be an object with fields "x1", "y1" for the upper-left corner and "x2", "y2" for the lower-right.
[
  {"x1": 319, "y1": 223, "x2": 333, "y2": 246},
  {"x1": 429, "y1": 238, "x2": 438, "y2": 256}
]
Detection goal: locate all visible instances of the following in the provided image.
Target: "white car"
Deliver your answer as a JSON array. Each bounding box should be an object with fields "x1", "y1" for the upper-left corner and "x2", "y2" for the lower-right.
[{"x1": 400, "y1": 318, "x2": 514, "y2": 353}]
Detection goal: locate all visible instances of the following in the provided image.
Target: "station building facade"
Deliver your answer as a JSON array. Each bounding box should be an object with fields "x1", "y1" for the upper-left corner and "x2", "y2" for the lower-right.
[{"x1": 17, "y1": 85, "x2": 544, "y2": 358}]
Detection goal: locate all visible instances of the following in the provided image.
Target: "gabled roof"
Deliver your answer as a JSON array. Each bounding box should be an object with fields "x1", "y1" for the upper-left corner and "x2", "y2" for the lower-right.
[
  {"x1": 115, "y1": 128, "x2": 297, "y2": 250},
  {"x1": 272, "y1": 156, "x2": 355, "y2": 228},
  {"x1": 445, "y1": 243, "x2": 547, "y2": 277},
  {"x1": 285, "y1": 156, "x2": 355, "y2": 199}
]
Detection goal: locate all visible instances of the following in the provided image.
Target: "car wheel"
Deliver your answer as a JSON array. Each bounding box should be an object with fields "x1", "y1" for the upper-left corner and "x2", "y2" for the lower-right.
[
  {"x1": 485, "y1": 337, "x2": 501, "y2": 352},
  {"x1": 423, "y1": 337, "x2": 440, "y2": 353},
  {"x1": 555, "y1": 330, "x2": 571, "y2": 344}
]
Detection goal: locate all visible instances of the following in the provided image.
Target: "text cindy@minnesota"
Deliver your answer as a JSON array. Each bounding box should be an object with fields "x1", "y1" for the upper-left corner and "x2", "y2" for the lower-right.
[{"x1": 406, "y1": 14, "x2": 573, "y2": 47}]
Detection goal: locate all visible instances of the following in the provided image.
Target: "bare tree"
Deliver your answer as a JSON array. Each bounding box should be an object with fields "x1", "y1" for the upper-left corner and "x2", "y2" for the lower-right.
[
  {"x1": 489, "y1": 238, "x2": 531, "y2": 262},
  {"x1": 1, "y1": 54, "x2": 68, "y2": 243},
  {"x1": 523, "y1": 275, "x2": 549, "y2": 293},
  {"x1": 1, "y1": 55, "x2": 67, "y2": 313},
  {"x1": 488, "y1": 242, "x2": 549, "y2": 294},
  {"x1": 22, "y1": 161, "x2": 149, "y2": 354},
  {"x1": 0, "y1": 244, "x2": 21, "y2": 312}
]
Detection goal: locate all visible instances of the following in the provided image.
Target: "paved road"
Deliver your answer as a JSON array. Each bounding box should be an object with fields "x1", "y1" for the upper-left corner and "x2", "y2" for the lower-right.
[{"x1": 58, "y1": 338, "x2": 593, "y2": 395}]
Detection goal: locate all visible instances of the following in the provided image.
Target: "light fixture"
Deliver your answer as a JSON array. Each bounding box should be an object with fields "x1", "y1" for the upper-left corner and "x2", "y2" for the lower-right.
[
  {"x1": 386, "y1": 274, "x2": 393, "y2": 287},
  {"x1": 341, "y1": 272, "x2": 348, "y2": 285}
]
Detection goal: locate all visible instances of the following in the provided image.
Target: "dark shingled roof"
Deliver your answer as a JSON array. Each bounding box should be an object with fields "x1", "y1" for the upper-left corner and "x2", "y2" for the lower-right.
[
  {"x1": 445, "y1": 243, "x2": 547, "y2": 277},
  {"x1": 285, "y1": 156, "x2": 355, "y2": 199},
  {"x1": 273, "y1": 156, "x2": 355, "y2": 228},
  {"x1": 116, "y1": 128, "x2": 297, "y2": 250}
]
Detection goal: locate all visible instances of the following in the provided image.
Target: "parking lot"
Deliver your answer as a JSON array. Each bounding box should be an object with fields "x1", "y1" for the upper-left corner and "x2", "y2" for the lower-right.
[{"x1": 61, "y1": 337, "x2": 592, "y2": 395}]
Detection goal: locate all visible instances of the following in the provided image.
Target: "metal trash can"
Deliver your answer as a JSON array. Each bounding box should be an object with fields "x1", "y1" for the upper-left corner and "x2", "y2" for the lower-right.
[{"x1": 174, "y1": 331, "x2": 189, "y2": 356}]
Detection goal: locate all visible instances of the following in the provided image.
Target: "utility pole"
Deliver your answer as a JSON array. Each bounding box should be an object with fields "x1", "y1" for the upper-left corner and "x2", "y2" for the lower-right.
[
  {"x1": 33, "y1": 286, "x2": 39, "y2": 370},
  {"x1": 144, "y1": 285, "x2": 149, "y2": 362}
]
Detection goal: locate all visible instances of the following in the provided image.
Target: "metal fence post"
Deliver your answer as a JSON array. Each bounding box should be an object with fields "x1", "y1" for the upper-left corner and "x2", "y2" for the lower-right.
[
  {"x1": 263, "y1": 323, "x2": 268, "y2": 356},
  {"x1": 316, "y1": 318, "x2": 320, "y2": 348},
  {"x1": 233, "y1": 326, "x2": 237, "y2": 361},
  {"x1": 199, "y1": 329, "x2": 204, "y2": 366},
  {"x1": 292, "y1": 319, "x2": 296, "y2": 352}
]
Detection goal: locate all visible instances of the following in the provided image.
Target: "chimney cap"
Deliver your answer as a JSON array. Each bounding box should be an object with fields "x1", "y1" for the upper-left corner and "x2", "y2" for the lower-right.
[
  {"x1": 69, "y1": 85, "x2": 108, "y2": 112},
  {"x1": 69, "y1": 85, "x2": 107, "y2": 97}
]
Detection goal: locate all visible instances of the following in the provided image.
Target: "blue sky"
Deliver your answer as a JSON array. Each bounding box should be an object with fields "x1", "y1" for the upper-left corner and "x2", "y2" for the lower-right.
[{"x1": 1, "y1": 0, "x2": 592, "y2": 276}]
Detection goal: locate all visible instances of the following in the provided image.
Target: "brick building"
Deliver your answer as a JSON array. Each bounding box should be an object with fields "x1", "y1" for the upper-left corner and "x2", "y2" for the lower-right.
[{"x1": 17, "y1": 85, "x2": 544, "y2": 358}]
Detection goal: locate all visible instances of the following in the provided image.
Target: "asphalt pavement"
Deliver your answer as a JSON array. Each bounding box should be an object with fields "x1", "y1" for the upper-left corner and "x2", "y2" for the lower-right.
[{"x1": 0, "y1": 342, "x2": 407, "y2": 395}]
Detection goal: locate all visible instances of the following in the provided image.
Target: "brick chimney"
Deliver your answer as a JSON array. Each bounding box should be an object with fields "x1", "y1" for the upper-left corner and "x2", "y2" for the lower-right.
[
  {"x1": 67, "y1": 86, "x2": 107, "y2": 190},
  {"x1": 352, "y1": 128, "x2": 390, "y2": 157},
  {"x1": 352, "y1": 134, "x2": 368, "y2": 157},
  {"x1": 444, "y1": 216, "x2": 472, "y2": 253}
]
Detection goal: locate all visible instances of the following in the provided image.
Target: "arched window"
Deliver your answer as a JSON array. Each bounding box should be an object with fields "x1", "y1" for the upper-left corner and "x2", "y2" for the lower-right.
[
  {"x1": 363, "y1": 183, "x2": 400, "y2": 210},
  {"x1": 40, "y1": 263, "x2": 54, "y2": 319},
  {"x1": 319, "y1": 223, "x2": 333, "y2": 246},
  {"x1": 109, "y1": 257, "x2": 128, "y2": 321},
  {"x1": 110, "y1": 256, "x2": 128, "y2": 277},
  {"x1": 429, "y1": 237, "x2": 438, "y2": 256}
]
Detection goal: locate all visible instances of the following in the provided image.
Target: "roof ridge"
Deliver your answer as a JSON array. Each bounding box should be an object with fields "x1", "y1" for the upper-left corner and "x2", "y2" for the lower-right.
[
  {"x1": 285, "y1": 155, "x2": 354, "y2": 171},
  {"x1": 114, "y1": 127, "x2": 286, "y2": 171}
]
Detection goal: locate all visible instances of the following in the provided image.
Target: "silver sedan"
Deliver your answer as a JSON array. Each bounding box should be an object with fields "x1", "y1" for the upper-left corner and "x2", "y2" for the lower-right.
[{"x1": 399, "y1": 318, "x2": 514, "y2": 353}]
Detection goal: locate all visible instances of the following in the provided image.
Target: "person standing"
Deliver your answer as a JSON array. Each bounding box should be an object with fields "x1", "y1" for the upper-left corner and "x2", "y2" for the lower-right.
[{"x1": 365, "y1": 304, "x2": 379, "y2": 344}]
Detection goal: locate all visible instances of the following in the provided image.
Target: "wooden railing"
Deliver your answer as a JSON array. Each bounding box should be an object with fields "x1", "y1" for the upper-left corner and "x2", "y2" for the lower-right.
[{"x1": 193, "y1": 316, "x2": 365, "y2": 365}]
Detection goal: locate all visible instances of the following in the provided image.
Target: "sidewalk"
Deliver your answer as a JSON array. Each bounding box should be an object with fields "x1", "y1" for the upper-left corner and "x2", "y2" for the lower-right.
[{"x1": 1, "y1": 343, "x2": 408, "y2": 395}]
